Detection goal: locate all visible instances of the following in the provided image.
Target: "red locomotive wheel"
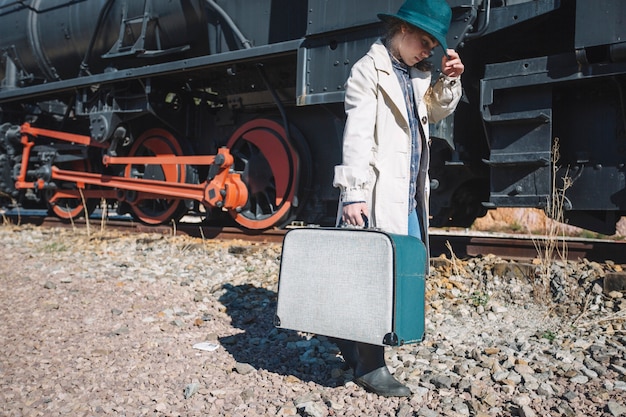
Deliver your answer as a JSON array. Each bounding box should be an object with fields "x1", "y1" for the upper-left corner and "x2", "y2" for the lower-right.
[
  {"x1": 46, "y1": 159, "x2": 97, "y2": 221},
  {"x1": 123, "y1": 129, "x2": 187, "y2": 225},
  {"x1": 226, "y1": 119, "x2": 299, "y2": 230}
]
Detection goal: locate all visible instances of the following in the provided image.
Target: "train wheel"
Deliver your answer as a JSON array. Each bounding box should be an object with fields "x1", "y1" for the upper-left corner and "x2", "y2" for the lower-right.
[
  {"x1": 123, "y1": 129, "x2": 187, "y2": 225},
  {"x1": 227, "y1": 119, "x2": 299, "y2": 230},
  {"x1": 46, "y1": 159, "x2": 97, "y2": 222}
]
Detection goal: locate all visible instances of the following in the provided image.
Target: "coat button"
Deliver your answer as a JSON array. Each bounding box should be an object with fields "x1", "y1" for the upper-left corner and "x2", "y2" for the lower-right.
[{"x1": 421, "y1": 116, "x2": 428, "y2": 125}]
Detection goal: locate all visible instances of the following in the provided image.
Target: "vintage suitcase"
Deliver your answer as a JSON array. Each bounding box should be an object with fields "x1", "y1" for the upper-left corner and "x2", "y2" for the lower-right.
[{"x1": 274, "y1": 227, "x2": 427, "y2": 346}]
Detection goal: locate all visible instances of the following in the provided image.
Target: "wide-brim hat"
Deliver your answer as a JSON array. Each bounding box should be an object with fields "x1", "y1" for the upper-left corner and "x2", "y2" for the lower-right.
[{"x1": 378, "y1": 0, "x2": 452, "y2": 55}]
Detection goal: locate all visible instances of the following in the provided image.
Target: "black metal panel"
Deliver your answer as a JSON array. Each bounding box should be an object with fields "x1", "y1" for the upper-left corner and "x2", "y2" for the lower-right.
[
  {"x1": 562, "y1": 166, "x2": 626, "y2": 211},
  {"x1": 553, "y1": 77, "x2": 626, "y2": 211},
  {"x1": 472, "y1": 0, "x2": 560, "y2": 37},
  {"x1": 481, "y1": 47, "x2": 626, "y2": 214},
  {"x1": 299, "y1": 0, "x2": 474, "y2": 105},
  {"x1": 297, "y1": 24, "x2": 381, "y2": 105},
  {"x1": 482, "y1": 84, "x2": 553, "y2": 208},
  {"x1": 206, "y1": 0, "x2": 307, "y2": 52},
  {"x1": 575, "y1": 0, "x2": 626, "y2": 49},
  {"x1": 298, "y1": 0, "x2": 400, "y2": 106},
  {"x1": 305, "y1": 0, "x2": 403, "y2": 35},
  {"x1": 0, "y1": 40, "x2": 303, "y2": 104}
]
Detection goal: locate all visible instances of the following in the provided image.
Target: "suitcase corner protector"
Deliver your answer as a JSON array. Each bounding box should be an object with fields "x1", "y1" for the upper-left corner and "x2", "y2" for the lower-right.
[{"x1": 383, "y1": 332, "x2": 399, "y2": 346}]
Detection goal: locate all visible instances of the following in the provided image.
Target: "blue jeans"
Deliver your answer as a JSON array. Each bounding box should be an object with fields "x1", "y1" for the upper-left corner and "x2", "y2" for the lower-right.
[{"x1": 408, "y1": 209, "x2": 421, "y2": 240}]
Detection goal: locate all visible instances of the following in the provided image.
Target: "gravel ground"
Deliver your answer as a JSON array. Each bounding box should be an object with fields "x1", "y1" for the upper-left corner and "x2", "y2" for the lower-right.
[{"x1": 1, "y1": 224, "x2": 625, "y2": 417}]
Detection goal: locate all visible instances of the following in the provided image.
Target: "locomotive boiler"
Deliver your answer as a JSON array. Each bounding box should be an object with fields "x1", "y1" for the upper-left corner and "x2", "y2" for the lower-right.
[{"x1": 0, "y1": 0, "x2": 625, "y2": 234}]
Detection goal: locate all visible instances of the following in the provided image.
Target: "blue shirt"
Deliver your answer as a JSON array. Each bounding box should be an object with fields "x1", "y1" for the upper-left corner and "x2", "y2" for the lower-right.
[{"x1": 389, "y1": 53, "x2": 421, "y2": 213}]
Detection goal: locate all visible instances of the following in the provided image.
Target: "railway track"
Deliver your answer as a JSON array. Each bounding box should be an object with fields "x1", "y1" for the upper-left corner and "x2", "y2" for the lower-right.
[
  {"x1": 429, "y1": 230, "x2": 626, "y2": 265},
  {"x1": 4, "y1": 210, "x2": 626, "y2": 265}
]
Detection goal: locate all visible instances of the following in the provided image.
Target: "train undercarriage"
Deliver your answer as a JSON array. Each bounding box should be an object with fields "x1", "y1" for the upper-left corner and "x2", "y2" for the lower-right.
[{"x1": 0, "y1": 107, "x2": 311, "y2": 229}]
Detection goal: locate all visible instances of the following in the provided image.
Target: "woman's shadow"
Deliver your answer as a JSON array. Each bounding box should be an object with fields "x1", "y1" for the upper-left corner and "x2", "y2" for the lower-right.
[{"x1": 218, "y1": 283, "x2": 348, "y2": 387}]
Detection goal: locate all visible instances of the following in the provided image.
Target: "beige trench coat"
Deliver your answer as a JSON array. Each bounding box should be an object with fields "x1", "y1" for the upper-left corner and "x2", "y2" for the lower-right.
[{"x1": 333, "y1": 40, "x2": 462, "y2": 257}]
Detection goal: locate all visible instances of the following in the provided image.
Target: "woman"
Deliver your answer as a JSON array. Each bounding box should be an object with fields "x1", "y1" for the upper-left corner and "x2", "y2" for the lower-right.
[{"x1": 332, "y1": 0, "x2": 464, "y2": 397}]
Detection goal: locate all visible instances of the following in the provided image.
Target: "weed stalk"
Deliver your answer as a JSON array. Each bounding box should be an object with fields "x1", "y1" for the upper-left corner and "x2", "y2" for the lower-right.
[{"x1": 531, "y1": 138, "x2": 571, "y2": 302}]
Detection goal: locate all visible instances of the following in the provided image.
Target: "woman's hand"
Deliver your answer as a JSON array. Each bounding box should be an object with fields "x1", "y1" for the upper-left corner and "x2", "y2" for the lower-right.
[
  {"x1": 442, "y1": 49, "x2": 464, "y2": 78},
  {"x1": 341, "y1": 202, "x2": 369, "y2": 226}
]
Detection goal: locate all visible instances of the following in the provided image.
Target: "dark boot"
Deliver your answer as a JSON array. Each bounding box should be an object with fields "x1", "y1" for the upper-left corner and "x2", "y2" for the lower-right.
[
  {"x1": 329, "y1": 338, "x2": 358, "y2": 370},
  {"x1": 353, "y1": 342, "x2": 411, "y2": 397}
]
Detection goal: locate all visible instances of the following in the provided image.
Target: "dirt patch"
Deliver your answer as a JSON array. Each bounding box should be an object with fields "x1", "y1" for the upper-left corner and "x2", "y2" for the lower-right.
[{"x1": 471, "y1": 208, "x2": 626, "y2": 238}]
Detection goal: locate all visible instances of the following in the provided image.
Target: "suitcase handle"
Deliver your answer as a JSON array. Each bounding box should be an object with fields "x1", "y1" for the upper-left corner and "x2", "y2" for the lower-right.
[{"x1": 338, "y1": 214, "x2": 369, "y2": 229}]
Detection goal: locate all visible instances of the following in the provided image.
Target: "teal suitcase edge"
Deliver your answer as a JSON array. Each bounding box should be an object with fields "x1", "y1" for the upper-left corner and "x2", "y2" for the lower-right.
[{"x1": 387, "y1": 233, "x2": 427, "y2": 346}]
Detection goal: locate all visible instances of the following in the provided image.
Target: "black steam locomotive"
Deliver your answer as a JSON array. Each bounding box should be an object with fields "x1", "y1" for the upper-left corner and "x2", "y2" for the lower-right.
[{"x1": 0, "y1": 0, "x2": 624, "y2": 233}]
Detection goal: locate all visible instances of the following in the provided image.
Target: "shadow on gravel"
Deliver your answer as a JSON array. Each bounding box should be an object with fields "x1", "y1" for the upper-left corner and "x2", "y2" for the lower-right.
[{"x1": 218, "y1": 283, "x2": 346, "y2": 387}]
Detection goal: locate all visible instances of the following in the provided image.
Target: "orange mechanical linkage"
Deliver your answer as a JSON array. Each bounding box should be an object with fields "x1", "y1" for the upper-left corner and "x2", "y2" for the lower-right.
[
  {"x1": 14, "y1": 130, "x2": 36, "y2": 190},
  {"x1": 99, "y1": 148, "x2": 248, "y2": 211},
  {"x1": 15, "y1": 123, "x2": 108, "y2": 190},
  {"x1": 16, "y1": 123, "x2": 249, "y2": 213},
  {"x1": 46, "y1": 189, "x2": 118, "y2": 204}
]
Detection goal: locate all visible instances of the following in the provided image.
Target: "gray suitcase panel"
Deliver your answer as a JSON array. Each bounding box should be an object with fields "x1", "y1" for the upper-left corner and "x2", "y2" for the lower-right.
[{"x1": 275, "y1": 228, "x2": 426, "y2": 346}]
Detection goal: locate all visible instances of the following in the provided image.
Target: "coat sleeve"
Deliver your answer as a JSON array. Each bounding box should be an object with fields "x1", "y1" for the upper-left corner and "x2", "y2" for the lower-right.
[
  {"x1": 426, "y1": 74, "x2": 462, "y2": 123},
  {"x1": 333, "y1": 56, "x2": 378, "y2": 203}
]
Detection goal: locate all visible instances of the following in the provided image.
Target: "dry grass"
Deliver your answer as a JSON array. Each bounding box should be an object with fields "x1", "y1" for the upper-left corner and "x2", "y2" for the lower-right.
[
  {"x1": 0, "y1": 194, "x2": 20, "y2": 225},
  {"x1": 531, "y1": 138, "x2": 571, "y2": 302},
  {"x1": 445, "y1": 240, "x2": 467, "y2": 279}
]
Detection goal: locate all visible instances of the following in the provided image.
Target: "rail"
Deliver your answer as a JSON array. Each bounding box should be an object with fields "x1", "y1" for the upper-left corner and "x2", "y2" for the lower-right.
[{"x1": 3, "y1": 211, "x2": 626, "y2": 264}]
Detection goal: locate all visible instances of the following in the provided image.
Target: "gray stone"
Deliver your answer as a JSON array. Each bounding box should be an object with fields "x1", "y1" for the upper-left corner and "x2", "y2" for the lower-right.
[
  {"x1": 569, "y1": 375, "x2": 589, "y2": 384},
  {"x1": 611, "y1": 364, "x2": 626, "y2": 376},
  {"x1": 492, "y1": 371, "x2": 509, "y2": 382},
  {"x1": 556, "y1": 402, "x2": 576, "y2": 417},
  {"x1": 43, "y1": 281, "x2": 56, "y2": 289},
  {"x1": 111, "y1": 326, "x2": 129, "y2": 335},
  {"x1": 294, "y1": 393, "x2": 321, "y2": 406},
  {"x1": 397, "y1": 404, "x2": 413, "y2": 417},
  {"x1": 537, "y1": 382, "x2": 555, "y2": 397},
  {"x1": 607, "y1": 401, "x2": 626, "y2": 417},
  {"x1": 431, "y1": 375, "x2": 453, "y2": 389},
  {"x1": 297, "y1": 401, "x2": 328, "y2": 417},
  {"x1": 519, "y1": 405, "x2": 537, "y2": 417},
  {"x1": 417, "y1": 407, "x2": 438, "y2": 417},
  {"x1": 615, "y1": 380, "x2": 626, "y2": 391},
  {"x1": 581, "y1": 367, "x2": 599, "y2": 379},
  {"x1": 562, "y1": 390, "x2": 577, "y2": 401},
  {"x1": 240, "y1": 387, "x2": 254, "y2": 402},
  {"x1": 453, "y1": 401, "x2": 470, "y2": 416},
  {"x1": 234, "y1": 362, "x2": 255, "y2": 375},
  {"x1": 183, "y1": 382, "x2": 200, "y2": 399}
]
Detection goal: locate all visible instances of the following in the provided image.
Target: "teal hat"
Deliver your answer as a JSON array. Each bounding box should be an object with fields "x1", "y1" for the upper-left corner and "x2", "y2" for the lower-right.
[{"x1": 378, "y1": 0, "x2": 452, "y2": 54}]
